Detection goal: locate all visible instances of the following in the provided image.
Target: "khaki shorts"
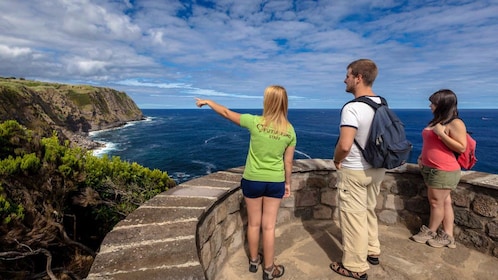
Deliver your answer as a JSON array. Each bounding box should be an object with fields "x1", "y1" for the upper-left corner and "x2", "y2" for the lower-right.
[{"x1": 420, "y1": 165, "x2": 461, "y2": 190}]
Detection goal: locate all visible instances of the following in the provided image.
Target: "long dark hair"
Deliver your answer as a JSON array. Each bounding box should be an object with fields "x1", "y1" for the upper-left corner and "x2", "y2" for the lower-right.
[{"x1": 428, "y1": 89, "x2": 459, "y2": 126}]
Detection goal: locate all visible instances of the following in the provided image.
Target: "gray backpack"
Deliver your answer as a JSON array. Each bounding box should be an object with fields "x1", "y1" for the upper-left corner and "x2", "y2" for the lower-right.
[{"x1": 345, "y1": 96, "x2": 412, "y2": 169}]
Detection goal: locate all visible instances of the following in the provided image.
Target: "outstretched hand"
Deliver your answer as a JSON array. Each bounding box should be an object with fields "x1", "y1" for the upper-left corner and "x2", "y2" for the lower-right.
[{"x1": 195, "y1": 98, "x2": 208, "y2": 108}]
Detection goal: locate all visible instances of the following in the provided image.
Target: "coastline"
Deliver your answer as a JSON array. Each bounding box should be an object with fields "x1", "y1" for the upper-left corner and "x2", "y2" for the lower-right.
[{"x1": 86, "y1": 116, "x2": 150, "y2": 156}]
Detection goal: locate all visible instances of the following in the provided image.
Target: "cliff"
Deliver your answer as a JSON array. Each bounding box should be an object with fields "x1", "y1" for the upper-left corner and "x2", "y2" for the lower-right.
[{"x1": 0, "y1": 77, "x2": 144, "y2": 149}]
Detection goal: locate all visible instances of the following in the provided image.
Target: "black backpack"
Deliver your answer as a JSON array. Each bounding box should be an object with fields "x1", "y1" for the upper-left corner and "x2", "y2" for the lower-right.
[{"x1": 345, "y1": 96, "x2": 412, "y2": 169}]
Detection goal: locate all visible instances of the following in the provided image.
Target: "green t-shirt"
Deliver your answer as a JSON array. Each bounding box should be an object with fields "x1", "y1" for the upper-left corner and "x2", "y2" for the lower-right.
[{"x1": 240, "y1": 114, "x2": 297, "y2": 182}]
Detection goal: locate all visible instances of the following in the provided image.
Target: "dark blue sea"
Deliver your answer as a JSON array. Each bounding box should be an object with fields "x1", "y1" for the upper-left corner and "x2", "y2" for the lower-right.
[{"x1": 90, "y1": 109, "x2": 497, "y2": 184}]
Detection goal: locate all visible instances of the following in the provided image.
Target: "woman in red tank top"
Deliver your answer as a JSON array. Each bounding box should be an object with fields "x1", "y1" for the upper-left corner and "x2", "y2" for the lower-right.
[{"x1": 410, "y1": 89, "x2": 467, "y2": 249}]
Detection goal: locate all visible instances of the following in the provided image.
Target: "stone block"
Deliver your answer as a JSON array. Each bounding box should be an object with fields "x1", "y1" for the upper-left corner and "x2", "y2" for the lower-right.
[
  {"x1": 321, "y1": 189, "x2": 338, "y2": 207},
  {"x1": 214, "y1": 202, "x2": 228, "y2": 225},
  {"x1": 214, "y1": 246, "x2": 227, "y2": 277},
  {"x1": 281, "y1": 195, "x2": 296, "y2": 208},
  {"x1": 378, "y1": 209, "x2": 398, "y2": 225},
  {"x1": 405, "y1": 196, "x2": 430, "y2": 214},
  {"x1": 145, "y1": 195, "x2": 214, "y2": 208},
  {"x1": 458, "y1": 228, "x2": 493, "y2": 254},
  {"x1": 385, "y1": 194, "x2": 404, "y2": 210},
  {"x1": 295, "y1": 188, "x2": 319, "y2": 207},
  {"x1": 224, "y1": 214, "x2": 238, "y2": 240},
  {"x1": 389, "y1": 177, "x2": 420, "y2": 197},
  {"x1": 452, "y1": 189, "x2": 472, "y2": 208},
  {"x1": 91, "y1": 238, "x2": 199, "y2": 273},
  {"x1": 169, "y1": 185, "x2": 229, "y2": 198},
  {"x1": 277, "y1": 208, "x2": 293, "y2": 224},
  {"x1": 228, "y1": 230, "x2": 244, "y2": 254},
  {"x1": 472, "y1": 194, "x2": 498, "y2": 217},
  {"x1": 198, "y1": 214, "x2": 216, "y2": 245},
  {"x1": 292, "y1": 173, "x2": 309, "y2": 191},
  {"x1": 105, "y1": 220, "x2": 198, "y2": 246},
  {"x1": 454, "y1": 208, "x2": 483, "y2": 229},
  {"x1": 211, "y1": 224, "x2": 224, "y2": 256},
  {"x1": 327, "y1": 172, "x2": 338, "y2": 188},
  {"x1": 306, "y1": 174, "x2": 329, "y2": 189},
  {"x1": 293, "y1": 207, "x2": 313, "y2": 220},
  {"x1": 313, "y1": 205, "x2": 332, "y2": 219},
  {"x1": 225, "y1": 191, "x2": 242, "y2": 214},
  {"x1": 117, "y1": 207, "x2": 205, "y2": 227},
  {"x1": 204, "y1": 170, "x2": 242, "y2": 182},
  {"x1": 200, "y1": 243, "x2": 212, "y2": 270},
  {"x1": 486, "y1": 219, "x2": 498, "y2": 240}
]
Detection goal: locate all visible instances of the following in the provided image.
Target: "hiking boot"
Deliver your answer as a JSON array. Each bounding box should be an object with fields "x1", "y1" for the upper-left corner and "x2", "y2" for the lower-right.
[
  {"x1": 411, "y1": 225, "x2": 436, "y2": 243},
  {"x1": 427, "y1": 230, "x2": 456, "y2": 248},
  {"x1": 263, "y1": 264, "x2": 284, "y2": 280},
  {"x1": 249, "y1": 253, "x2": 262, "y2": 273}
]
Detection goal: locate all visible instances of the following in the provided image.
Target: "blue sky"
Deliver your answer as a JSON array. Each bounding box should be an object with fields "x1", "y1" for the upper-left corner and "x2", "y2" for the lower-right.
[{"x1": 1, "y1": 0, "x2": 497, "y2": 109}]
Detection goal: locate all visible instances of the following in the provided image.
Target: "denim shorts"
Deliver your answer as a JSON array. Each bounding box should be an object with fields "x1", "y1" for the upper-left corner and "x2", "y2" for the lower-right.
[
  {"x1": 241, "y1": 178, "x2": 285, "y2": 199},
  {"x1": 420, "y1": 165, "x2": 461, "y2": 190}
]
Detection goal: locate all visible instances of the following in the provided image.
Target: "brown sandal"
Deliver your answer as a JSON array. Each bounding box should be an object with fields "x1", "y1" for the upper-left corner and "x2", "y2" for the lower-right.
[
  {"x1": 263, "y1": 263, "x2": 284, "y2": 280},
  {"x1": 330, "y1": 261, "x2": 368, "y2": 280},
  {"x1": 249, "y1": 253, "x2": 262, "y2": 273}
]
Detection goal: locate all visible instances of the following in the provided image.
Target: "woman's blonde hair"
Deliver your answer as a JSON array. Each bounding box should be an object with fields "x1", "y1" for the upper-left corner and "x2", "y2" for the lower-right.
[{"x1": 262, "y1": 85, "x2": 290, "y2": 133}]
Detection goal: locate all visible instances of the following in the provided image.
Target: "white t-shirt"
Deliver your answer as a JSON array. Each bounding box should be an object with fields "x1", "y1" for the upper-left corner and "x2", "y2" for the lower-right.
[{"x1": 339, "y1": 96, "x2": 381, "y2": 170}]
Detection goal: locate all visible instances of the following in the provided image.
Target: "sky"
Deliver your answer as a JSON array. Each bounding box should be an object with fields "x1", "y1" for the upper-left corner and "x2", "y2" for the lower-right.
[{"x1": 1, "y1": 0, "x2": 497, "y2": 109}]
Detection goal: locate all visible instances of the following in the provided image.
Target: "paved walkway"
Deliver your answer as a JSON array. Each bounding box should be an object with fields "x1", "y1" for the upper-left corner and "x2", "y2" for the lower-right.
[{"x1": 219, "y1": 220, "x2": 497, "y2": 280}]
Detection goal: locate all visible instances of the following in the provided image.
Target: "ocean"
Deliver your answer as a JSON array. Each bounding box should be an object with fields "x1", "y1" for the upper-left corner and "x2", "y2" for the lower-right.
[{"x1": 90, "y1": 109, "x2": 497, "y2": 184}]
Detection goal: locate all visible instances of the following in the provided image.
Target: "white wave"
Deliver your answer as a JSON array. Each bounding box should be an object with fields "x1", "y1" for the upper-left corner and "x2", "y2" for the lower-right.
[
  {"x1": 204, "y1": 135, "x2": 227, "y2": 144},
  {"x1": 92, "y1": 141, "x2": 118, "y2": 157},
  {"x1": 88, "y1": 117, "x2": 153, "y2": 137},
  {"x1": 89, "y1": 126, "x2": 121, "y2": 137},
  {"x1": 295, "y1": 149, "x2": 312, "y2": 159},
  {"x1": 192, "y1": 160, "x2": 217, "y2": 174}
]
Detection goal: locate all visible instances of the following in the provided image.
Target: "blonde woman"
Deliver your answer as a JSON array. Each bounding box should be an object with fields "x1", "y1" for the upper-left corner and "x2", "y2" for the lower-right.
[{"x1": 195, "y1": 85, "x2": 296, "y2": 280}]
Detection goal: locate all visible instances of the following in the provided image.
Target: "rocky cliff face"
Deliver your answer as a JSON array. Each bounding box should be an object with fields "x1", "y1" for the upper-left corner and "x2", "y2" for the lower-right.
[{"x1": 0, "y1": 77, "x2": 144, "y2": 149}]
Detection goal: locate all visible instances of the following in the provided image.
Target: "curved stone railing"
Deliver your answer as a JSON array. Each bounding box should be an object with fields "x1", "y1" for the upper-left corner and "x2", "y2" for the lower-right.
[{"x1": 87, "y1": 159, "x2": 498, "y2": 279}]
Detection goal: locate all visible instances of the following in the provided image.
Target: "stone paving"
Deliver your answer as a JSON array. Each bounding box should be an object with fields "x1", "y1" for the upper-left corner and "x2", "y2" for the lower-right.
[{"x1": 219, "y1": 220, "x2": 498, "y2": 280}]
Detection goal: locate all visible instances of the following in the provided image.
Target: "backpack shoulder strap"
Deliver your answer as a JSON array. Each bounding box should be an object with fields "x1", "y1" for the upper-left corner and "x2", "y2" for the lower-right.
[
  {"x1": 347, "y1": 96, "x2": 386, "y2": 153},
  {"x1": 352, "y1": 96, "x2": 387, "y2": 110}
]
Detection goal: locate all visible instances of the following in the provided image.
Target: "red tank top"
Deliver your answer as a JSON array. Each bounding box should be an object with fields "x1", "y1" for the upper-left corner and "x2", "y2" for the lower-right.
[{"x1": 421, "y1": 129, "x2": 460, "y2": 171}]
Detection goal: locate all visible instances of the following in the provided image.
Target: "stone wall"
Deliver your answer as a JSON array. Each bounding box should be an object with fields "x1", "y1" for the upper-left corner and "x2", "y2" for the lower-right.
[{"x1": 87, "y1": 159, "x2": 498, "y2": 279}]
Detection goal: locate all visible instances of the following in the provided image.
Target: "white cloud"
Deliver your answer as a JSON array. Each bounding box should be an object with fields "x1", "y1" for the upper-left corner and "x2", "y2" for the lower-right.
[
  {"x1": 0, "y1": 0, "x2": 497, "y2": 108},
  {"x1": 0, "y1": 45, "x2": 32, "y2": 58}
]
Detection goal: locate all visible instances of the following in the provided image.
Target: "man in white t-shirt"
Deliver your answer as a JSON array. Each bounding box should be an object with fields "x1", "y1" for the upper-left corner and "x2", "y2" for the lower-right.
[{"x1": 330, "y1": 59, "x2": 386, "y2": 280}]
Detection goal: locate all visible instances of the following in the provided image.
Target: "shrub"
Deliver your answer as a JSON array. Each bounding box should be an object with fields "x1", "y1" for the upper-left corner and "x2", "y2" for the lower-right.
[{"x1": 0, "y1": 120, "x2": 176, "y2": 279}]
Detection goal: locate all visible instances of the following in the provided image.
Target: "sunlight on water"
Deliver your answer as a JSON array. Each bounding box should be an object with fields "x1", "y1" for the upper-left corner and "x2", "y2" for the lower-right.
[{"x1": 88, "y1": 109, "x2": 498, "y2": 184}]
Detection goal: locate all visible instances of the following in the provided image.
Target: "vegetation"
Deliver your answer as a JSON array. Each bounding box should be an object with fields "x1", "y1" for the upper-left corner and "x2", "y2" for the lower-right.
[
  {"x1": 0, "y1": 120, "x2": 176, "y2": 279},
  {"x1": 0, "y1": 77, "x2": 144, "y2": 151}
]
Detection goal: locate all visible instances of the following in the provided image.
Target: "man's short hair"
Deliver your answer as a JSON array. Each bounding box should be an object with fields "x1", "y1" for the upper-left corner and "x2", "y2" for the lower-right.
[{"x1": 347, "y1": 59, "x2": 378, "y2": 86}]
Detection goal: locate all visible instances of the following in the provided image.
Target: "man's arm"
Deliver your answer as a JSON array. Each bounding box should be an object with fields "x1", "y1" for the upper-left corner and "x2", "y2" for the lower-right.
[{"x1": 333, "y1": 126, "x2": 357, "y2": 168}]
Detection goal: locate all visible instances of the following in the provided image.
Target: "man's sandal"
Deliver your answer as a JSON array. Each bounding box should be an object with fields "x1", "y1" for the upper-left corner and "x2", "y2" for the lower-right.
[
  {"x1": 367, "y1": 255, "x2": 379, "y2": 265},
  {"x1": 330, "y1": 261, "x2": 368, "y2": 280},
  {"x1": 263, "y1": 263, "x2": 284, "y2": 280},
  {"x1": 249, "y1": 253, "x2": 263, "y2": 273}
]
